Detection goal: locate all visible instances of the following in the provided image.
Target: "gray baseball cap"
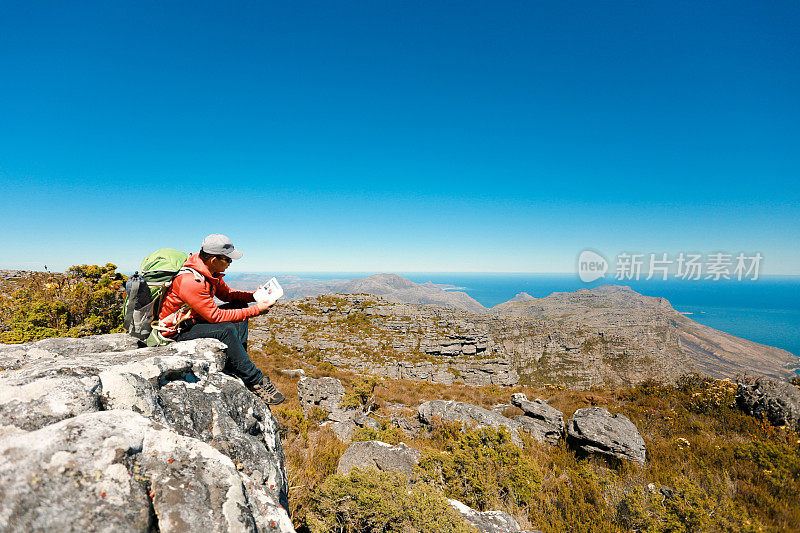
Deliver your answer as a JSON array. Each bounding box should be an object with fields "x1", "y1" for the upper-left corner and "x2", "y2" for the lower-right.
[{"x1": 201, "y1": 234, "x2": 243, "y2": 260}]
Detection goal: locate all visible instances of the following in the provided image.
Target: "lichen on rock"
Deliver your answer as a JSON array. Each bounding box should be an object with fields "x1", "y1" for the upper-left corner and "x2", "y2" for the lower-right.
[{"x1": 0, "y1": 334, "x2": 294, "y2": 532}]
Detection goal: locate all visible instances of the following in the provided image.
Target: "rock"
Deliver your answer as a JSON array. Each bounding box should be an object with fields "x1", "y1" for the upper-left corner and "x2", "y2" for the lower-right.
[
  {"x1": 491, "y1": 403, "x2": 514, "y2": 414},
  {"x1": 648, "y1": 482, "x2": 677, "y2": 501},
  {"x1": 736, "y1": 377, "x2": 800, "y2": 431},
  {"x1": 329, "y1": 420, "x2": 356, "y2": 442},
  {"x1": 280, "y1": 368, "x2": 306, "y2": 378},
  {"x1": 337, "y1": 440, "x2": 421, "y2": 477},
  {"x1": 510, "y1": 393, "x2": 564, "y2": 445},
  {"x1": 566, "y1": 407, "x2": 646, "y2": 464},
  {"x1": 353, "y1": 412, "x2": 381, "y2": 430},
  {"x1": 0, "y1": 375, "x2": 102, "y2": 431},
  {"x1": 0, "y1": 335, "x2": 294, "y2": 532},
  {"x1": 447, "y1": 499, "x2": 522, "y2": 532},
  {"x1": 418, "y1": 400, "x2": 522, "y2": 447},
  {"x1": 297, "y1": 376, "x2": 345, "y2": 414},
  {"x1": 297, "y1": 376, "x2": 365, "y2": 438},
  {"x1": 514, "y1": 416, "x2": 562, "y2": 446},
  {"x1": 393, "y1": 415, "x2": 424, "y2": 437},
  {"x1": 0, "y1": 333, "x2": 140, "y2": 371},
  {"x1": 0, "y1": 410, "x2": 293, "y2": 532}
]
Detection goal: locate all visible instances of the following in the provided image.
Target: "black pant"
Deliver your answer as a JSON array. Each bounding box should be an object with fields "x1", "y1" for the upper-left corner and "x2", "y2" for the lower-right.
[{"x1": 174, "y1": 302, "x2": 264, "y2": 387}]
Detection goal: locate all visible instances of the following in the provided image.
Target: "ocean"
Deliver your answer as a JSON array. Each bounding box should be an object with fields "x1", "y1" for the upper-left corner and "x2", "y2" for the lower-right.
[{"x1": 267, "y1": 272, "x2": 800, "y2": 360}]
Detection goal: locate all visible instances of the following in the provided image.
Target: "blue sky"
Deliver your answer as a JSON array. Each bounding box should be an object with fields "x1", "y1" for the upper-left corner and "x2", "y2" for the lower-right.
[{"x1": 1, "y1": 1, "x2": 798, "y2": 273}]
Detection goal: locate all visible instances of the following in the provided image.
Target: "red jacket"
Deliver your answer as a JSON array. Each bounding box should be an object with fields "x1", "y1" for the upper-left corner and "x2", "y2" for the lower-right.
[{"x1": 159, "y1": 253, "x2": 259, "y2": 330}]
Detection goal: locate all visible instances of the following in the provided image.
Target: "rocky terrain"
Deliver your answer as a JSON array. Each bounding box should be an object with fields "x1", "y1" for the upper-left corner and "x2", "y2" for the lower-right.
[
  {"x1": 0, "y1": 270, "x2": 41, "y2": 290},
  {"x1": 0, "y1": 335, "x2": 293, "y2": 532},
  {"x1": 226, "y1": 273, "x2": 486, "y2": 313},
  {"x1": 1, "y1": 331, "x2": 798, "y2": 531},
  {"x1": 491, "y1": 284, "x2": 797, "y2": 381},
  {"x1": 252, "y1": 286, "x2": 797, "y2": 390}
]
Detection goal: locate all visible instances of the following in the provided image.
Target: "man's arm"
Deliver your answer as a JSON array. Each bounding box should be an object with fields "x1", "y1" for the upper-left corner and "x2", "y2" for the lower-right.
[
  {"x1": 177, "y1": 276, "x2": 265, "y2": 323},
  {"x1": 214, "y1": 278, "x2": 256, "y2": 304}
]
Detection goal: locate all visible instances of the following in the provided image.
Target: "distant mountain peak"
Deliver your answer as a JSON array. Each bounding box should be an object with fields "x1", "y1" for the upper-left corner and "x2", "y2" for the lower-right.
[
  {"x1": 336, "y1": 273, "x2": 486, "y2": 313},
  {"x1": 358, "y1": 273, "x2": 416, "y2": 290}
]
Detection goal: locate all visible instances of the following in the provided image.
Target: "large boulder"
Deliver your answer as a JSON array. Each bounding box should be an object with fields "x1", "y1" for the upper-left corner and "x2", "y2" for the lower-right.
[
  {"x1": 337, "y1": 440, "x2": 421, "y2": 477},
  {"x1": 0, "y1": 410, "x2": 291, "y2": 532},
  {"x1": 510, "y1": 393, "x2": 564, "y2": 445},
  {"x1": 0, "y1": 335, "x2": 294, "y2": 532},
  {"x1": 447, "y1": 499, "x2": 526, "y2": 533},
  {"x1": 297, "y1": 376, "x2": 345, "y2": 414},
  {"x1": 392, "y1": 415, "x2": 424, "y2": 437},
  {"x1": 418, "y1": 400, "x2": 522, "y2": 447},
  {"x1": 566, "y1": 407, "x2": 646, "y2": 464},
  {"x1": 297, "y1": 376, "x2": 368, "y2": 441},
  {"x1": 736, "y1": 377, "x2": 800, "y2": 431},
  {"x1": 0, "y1": 333, "x2": 140, "y2": 371}
]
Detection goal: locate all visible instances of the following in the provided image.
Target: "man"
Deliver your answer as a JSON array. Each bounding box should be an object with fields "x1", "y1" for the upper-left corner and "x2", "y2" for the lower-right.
[{"x1": 158, "y1": 234, "x2": 285, "y2": 405}]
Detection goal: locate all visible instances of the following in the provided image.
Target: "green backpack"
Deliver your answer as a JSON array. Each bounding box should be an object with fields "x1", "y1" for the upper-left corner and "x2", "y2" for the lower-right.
[{"x1": 123, "y1": 249, "x2": 190, "y2": 344}]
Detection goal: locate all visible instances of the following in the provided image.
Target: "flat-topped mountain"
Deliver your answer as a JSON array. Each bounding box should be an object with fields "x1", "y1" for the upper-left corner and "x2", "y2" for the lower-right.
[
  {"x1": 491, "y1": 284, "x2": 797, "y2": 381},
  {"x1": 227, "y1": 272, "x2": 488, "y2": 314},
  {"x1": 335, "y1": 273, "x2": 487, "y2": 314},
  {"x1": 255, "y1": 286, "x2": 797, "y2": 389}
]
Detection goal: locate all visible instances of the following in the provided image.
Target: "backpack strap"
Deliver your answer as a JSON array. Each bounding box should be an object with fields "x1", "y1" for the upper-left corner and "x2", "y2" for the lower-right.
[
  {"x1": 177, "y1": 266, "x2": 203, "y2": 282},
  {"x1": 150, "y1": 267, "x2": 206, "y2": 338}
]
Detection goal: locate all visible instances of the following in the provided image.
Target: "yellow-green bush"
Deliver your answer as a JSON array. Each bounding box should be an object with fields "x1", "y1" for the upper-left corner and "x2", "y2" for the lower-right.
[
  {"x1": 618, "y1": 475, "x2": 764, "y2": 532},
  {"x1": 417, "y1": 424, "x2": 541, "y2": 511},
  {"x1": 308, "y1": 468, "x2": 475, "y2": 533},
  {"x1": 351, "y1": 423, "x2": 405, "y2": 445},
  {"x1": 342, "y1": 376, "x2": 379, "y2": 409},
  {"x1": 0, "y1": 264, "x2": 125, "y2": 343}
]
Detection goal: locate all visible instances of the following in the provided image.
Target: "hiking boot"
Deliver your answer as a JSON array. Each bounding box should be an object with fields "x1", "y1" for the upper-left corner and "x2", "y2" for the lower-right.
[{"x1": 249, "y1": 379, "x2": 285, "y2": 405}]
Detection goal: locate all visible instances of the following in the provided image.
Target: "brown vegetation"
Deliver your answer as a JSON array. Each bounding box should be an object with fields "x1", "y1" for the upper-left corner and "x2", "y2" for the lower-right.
[{"x1": 252, "y1": 336, "x2": 800, "y2": 532}]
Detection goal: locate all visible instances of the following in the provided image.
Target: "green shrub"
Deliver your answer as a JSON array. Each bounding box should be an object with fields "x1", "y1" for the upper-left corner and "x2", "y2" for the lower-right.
[
  {"x1": 342, "y1": 376, "x2": 378, "y2": 409},
  {"x1": 285, "y1": 427, "x2": 349, "y2": 528},
  {"x1": 0, "y1": 264, "x2": 125, "y2": 343},
  {"x1": 351, "y1": 423, "x2": 405, "y2": 445},
  {"x1": 274, "y1": 407, "x2": 309, "y2": 438},
  {"x1": 735, "y1": 440, "x2": 800, "y2": 498},
  {"x1": 308, "y1": 468, "x2": 475, "y2": 533},
  {"x1": 417, "y1": 424, "x2": 541, "y2": 511},
  {"x1": 618, "y1": 476, "x2": 764, "y2": 532}
]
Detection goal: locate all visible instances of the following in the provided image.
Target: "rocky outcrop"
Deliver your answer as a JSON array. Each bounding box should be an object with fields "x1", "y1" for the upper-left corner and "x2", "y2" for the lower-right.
[
  {"x1": 492, "y1": 285, "x2": 797, "y2": 384},
  {"x1": 0, "y1": 410, "x2": 281, "y2": 532},
  {"x1": 392, "y1": 415, "x2": 425, "y2": 438},
  {"x1": 337, "y1": 441, "x2": 421, "y2": 477},
  {"x1": 296, "y1": 376, "x2": 370, "y2": 441},
  {"x1": 510, "y1": 393, "x2": 564, "y2": 445},
  {"x1": 447, "y1": 499, "x2": 528, "y2": 533},
  {"x1": 736, "y1": 377, "x2": 800, "y2": 431},
  {"x1": 252, "y1": 294, "x2": 520, "y2": 388},
  {"x1": 297, "y1": 376, "x2": 345, "y2": 414},
  {"x1": 255, "y1": 286, "x2": 796, "y2": 392},
  {"x1": 418, "y1": 400, "x2": 522, "y2": 447},
  {"x1": 0, "y1": 334, "x2": 294, "y2": 532},
  {"x1": 227, "y1": 272, "x2": 487, "y2": 314},
  {"x1": 566, "y1": 407, "x2": 646, "y2": 464},
  {"x1": 336, "y1": 273, "x2": 487, "y2": 314}
]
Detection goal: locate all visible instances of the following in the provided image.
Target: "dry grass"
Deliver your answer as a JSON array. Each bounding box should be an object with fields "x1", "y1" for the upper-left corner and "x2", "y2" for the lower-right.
[{"x1": 249, "y1": 330, "x2": 800, "y2": 533}]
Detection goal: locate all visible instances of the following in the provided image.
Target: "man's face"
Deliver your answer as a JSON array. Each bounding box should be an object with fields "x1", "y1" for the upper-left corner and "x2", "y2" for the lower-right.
[{"x1": 209, "y1": 255, "x2": 232, "y2": 275}]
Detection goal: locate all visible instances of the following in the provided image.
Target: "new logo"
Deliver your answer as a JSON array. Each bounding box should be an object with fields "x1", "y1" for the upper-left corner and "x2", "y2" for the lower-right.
[{"x1": 578, "y1": 250, "x2": 608, "y2": 282}]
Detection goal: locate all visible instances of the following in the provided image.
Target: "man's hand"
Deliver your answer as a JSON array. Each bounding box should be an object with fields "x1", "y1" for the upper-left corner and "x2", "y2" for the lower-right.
[{"x1": 256, "y1": 301, "x2": 274, "y2": 315}]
